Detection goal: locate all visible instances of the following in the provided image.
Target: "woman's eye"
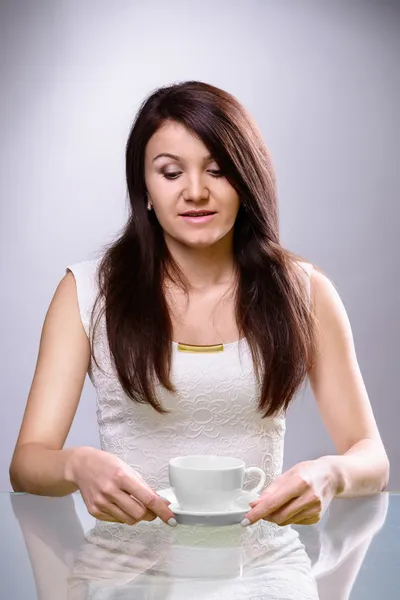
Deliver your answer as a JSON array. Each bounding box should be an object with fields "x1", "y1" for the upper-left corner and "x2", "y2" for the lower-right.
[
  {"x1": 162, "y1": 172, "x2": 181, "y2": 180},
  {"x1": 162, "y1": 169, "x2": 223, "y2": 180}
]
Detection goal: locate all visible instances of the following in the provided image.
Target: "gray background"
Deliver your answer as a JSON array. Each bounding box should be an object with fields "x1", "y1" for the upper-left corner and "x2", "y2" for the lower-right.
[{"x1": 0, "y1": 0, "x2": 399, "y2": 491}]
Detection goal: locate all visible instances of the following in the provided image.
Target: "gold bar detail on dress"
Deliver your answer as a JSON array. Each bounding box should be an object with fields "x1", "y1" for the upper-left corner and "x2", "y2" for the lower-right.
[{"x1": 177, "y1": 342, "x2": 224, "y2": 353}]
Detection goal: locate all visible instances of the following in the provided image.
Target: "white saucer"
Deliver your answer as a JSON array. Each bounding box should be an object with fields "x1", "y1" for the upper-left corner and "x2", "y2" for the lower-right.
[{"x1": 157, "y1": 488, "x2": 259, "y2": 526}]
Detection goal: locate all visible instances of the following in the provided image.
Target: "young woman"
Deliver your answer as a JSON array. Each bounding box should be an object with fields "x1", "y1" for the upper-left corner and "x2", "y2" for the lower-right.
[{"x1": 10, "y1": 81, "x2": 389, "y2": 534}]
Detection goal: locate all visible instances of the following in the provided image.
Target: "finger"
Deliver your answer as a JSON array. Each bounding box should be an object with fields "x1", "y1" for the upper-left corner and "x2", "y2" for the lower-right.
[
  {"x1": 248, "y1": 478, "x2": 290, "y2": 509},
  {"x1": 280, "y1": 507, "x2": 321, "y2": 527},
  {"x1": 114, "y1": 491, "x2": 158, "y2": 522},
  {"x1": 295, "y1": 516, "x2": 320, "y2": 525},
  {"x1": 94, "y1": 512, "x2": 120, "y2": 523},
  {"x1": 103, "y1": 504, "x2": 139, "y2": 525},
  {"x1": 262, "y1": 497, "x2": 318, "y2": 526},
  {"x1": 121, "y1": 477, "x2": 176, "y2": 525},
  {"x1": 93, "y1": 508, "x2": 136, "y2": 525},
  {"x1": 242, "y1": 484, "x2": 302, "y2": 525}
]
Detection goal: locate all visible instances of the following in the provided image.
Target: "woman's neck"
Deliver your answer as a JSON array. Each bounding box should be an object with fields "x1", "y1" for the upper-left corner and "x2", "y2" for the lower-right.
[{"x1": 164, "y1": 235, "x2": 236, "y2": 290}]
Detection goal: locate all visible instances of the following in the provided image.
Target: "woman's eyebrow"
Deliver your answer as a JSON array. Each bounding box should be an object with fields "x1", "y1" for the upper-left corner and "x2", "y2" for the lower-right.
[{"x1": 152, "y1": 153, "x2": 214, "y2": 163}]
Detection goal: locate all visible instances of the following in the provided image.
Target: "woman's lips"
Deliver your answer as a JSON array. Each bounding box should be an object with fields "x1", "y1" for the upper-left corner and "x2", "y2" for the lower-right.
[{"x1": 180, "y1": 212, "x2": 216, "y2": 224}]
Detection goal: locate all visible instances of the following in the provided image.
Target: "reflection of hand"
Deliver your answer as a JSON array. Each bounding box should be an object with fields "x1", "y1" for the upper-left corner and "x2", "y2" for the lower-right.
[
  {"x1": 68, "y1": 447, "x2": 176, "y2": 526},
  {"x1": 302, "y1": 494, "x2": 389, "y2": 600},
  {"x1": 69, "y1": 533, "x2": 160, "y2": 589},
  {"x1": 242, "y1": 458, "x2": 336, "y2": 527},
  {"x1": 315, "y1": 492, "x2": 389, "y2": 567},
  {"x1": 11, "y1": 493, "x2": 85, "y2": 569}
]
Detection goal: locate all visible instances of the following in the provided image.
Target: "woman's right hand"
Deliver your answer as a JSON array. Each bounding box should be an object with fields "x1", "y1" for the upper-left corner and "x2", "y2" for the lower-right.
[{"x1": 67, "y1": 446, "x2": 177, "y2": 527}]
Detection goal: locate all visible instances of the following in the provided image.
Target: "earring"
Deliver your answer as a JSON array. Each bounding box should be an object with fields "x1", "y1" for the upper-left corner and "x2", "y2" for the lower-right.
[{"x1": 147, "y1": 201, "x2": 153, "y2": 211}]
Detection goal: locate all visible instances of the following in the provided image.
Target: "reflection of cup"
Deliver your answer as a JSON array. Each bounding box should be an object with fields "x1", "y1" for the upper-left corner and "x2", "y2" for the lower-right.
[
  {"x1": 169, "y1": 455, "x2": 266, "y2": 512},
  {"x1": 166, "y1": 526, "x2": 244, "y2": 579},
  {"x1": 167, "y1": 543, "x2": 243, "y2": 579}
]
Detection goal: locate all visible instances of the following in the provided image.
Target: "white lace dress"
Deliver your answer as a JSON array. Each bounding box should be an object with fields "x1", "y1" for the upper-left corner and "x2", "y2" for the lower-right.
[{"x1": 66, "y1": 258, "x2": 319, "y2": 599}]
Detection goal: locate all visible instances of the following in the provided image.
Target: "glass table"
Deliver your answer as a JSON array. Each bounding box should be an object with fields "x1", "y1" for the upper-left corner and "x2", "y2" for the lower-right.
[{"x1": 1, "y1": 492, "x2": 398, "y2": 599}]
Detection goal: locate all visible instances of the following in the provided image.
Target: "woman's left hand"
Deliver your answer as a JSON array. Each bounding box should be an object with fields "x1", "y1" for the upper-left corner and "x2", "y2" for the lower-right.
[{"x1": 241, "y1": 457, "x2": 338, "y2": 527}]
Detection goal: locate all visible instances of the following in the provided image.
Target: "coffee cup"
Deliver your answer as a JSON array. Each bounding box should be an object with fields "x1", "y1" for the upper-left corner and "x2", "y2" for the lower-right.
[{"x1": 168, "y1": 455, "x2": 266, "y2": 512}]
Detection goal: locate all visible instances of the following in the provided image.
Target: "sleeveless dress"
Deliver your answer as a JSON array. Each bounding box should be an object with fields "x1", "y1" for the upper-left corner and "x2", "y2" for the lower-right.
[{"x1": 66, "y1": 258, "x2": 319, "y2": 600}]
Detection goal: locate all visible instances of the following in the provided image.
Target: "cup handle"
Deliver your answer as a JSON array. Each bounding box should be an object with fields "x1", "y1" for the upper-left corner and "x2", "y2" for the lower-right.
[{"x1": 243, "y1": 467, "x2": 266, "y2": 495}]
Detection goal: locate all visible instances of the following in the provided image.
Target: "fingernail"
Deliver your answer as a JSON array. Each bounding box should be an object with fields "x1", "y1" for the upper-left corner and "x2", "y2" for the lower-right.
[
  {"x1": 240, "y1": 518, "x2": 251, "y2": 528},
  {"x1": 167, "y1": 518, "x2": 178, "y2": 527}
]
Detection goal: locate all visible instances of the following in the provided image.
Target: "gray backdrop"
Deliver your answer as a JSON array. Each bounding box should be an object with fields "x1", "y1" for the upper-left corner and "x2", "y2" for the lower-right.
[{"x1": 0, "y1": 0, "x2": 399, "y2": 491}]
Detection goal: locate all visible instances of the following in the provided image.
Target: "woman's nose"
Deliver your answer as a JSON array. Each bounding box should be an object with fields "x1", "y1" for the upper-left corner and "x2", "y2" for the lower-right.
[{"x1": 183, "y1": 175, "x2": 209, "y2": 202}]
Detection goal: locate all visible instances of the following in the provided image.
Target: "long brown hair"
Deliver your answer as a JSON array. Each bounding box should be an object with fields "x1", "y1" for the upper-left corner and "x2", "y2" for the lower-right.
[{"x1": 91, "y1": 80, "x2": 317, "y2": 418}]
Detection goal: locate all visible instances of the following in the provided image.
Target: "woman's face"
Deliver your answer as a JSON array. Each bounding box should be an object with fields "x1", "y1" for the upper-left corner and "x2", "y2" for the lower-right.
[{"x1": 144, "y1": 120, "x2": 240, "y2": 250}]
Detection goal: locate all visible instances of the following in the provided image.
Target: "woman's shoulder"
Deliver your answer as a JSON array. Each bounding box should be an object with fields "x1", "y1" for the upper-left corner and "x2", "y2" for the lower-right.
[
  {"x1": 65, "y1": 258, "x2": 101, "y2": 300},
  {"x1": 295, "y1": 260, "x2": 314, "y2": 278},
  {"x1": 65, "y1": 257, "x2": 103, "y2": 336},
  {"x1": 291, "y1": 260, "x2": 315, "y2": 304},
  {"x1": 66, "y1": 257, "x2": 101, "y2": 280}
]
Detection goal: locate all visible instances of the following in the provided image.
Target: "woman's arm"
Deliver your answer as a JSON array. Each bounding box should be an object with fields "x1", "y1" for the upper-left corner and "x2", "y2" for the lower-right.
[
  {"x1": 241, "y1": 267, "x2": 389, "y2": 528},
  {"x1": 307, "y1": 269, "x2": 390, "y2": 497},
  {"x1": 9, "y1": 272, "x2": 90, "y2": 496}
]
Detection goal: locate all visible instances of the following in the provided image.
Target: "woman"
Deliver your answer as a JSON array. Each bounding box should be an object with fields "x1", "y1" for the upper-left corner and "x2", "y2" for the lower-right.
[{"x1": 9, "y1": 81, "x2": 389, "y2": 533}]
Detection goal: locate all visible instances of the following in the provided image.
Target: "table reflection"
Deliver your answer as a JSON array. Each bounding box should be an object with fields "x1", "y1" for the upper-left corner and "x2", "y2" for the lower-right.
[{"x1": 9, "y1": 492, "x2": 389, "y2": 599}]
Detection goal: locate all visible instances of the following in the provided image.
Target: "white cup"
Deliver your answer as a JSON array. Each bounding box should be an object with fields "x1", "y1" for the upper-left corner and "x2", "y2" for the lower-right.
[{"x1": 168, "y1": 455, "x2": 266, "y2": 512}]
